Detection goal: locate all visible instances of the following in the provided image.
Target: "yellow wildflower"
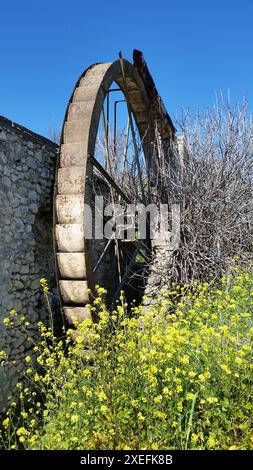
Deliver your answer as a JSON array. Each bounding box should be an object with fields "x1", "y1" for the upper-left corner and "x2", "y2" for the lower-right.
[{"x1": 2, "y1": 417, "x2": 9, "y2": 427}]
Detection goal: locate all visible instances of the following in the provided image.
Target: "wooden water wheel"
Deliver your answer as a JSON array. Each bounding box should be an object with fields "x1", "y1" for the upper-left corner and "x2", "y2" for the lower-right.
[{"x1": 53, "y1": 51, "x2": 175, "y2": 327}]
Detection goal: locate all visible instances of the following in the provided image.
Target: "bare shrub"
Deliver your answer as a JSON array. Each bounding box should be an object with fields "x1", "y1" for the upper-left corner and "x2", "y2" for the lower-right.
[{"x1": 152, "y1": 96, "x2": 253, "y2": 285}]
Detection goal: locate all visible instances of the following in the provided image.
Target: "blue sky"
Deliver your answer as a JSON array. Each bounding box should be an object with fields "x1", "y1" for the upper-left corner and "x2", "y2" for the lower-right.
[{"x1": 0, "y1": 0, "x2": 252, "y2": 137}]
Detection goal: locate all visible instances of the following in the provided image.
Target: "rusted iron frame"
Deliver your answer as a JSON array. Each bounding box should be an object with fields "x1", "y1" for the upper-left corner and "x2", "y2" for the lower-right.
[
  {"x1": 104, "y1": 86, "x2": 129, "y2": 178},
  {"x1": 101, "y1": 97, "x2": 126, "y2": 299},
  {"x1": 114, "y1": 99, "x2": 126, "y2": 160},
  {"x1": 133, "y1": 49, "x2": 176, "y2": 139},
  {"x1": 105, "y1": 87, "x2": 121, "y2": 147},
  {"x1": 118, "y1": 52, "x2": 146, "y2": 205},
  {"x1": 111, "y1": 97, "x2": 129, "y2": 297}
]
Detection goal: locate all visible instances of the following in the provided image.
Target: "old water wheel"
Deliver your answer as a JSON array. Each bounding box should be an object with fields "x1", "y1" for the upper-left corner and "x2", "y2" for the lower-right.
[{"x1": 53, "y1": 50, "x2": 176, "y2": 327}]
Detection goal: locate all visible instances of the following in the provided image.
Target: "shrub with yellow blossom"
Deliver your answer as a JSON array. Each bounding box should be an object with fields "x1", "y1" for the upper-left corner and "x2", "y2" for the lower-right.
[{"x1": 0, "y1": 269, "x2": 252, "y2": 450}]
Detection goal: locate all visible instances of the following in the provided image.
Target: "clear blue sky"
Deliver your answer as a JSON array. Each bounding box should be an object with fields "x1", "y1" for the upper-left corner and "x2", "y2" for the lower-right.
[{"x1": 0, "y1": 0, "x2": 252, "y2": 137}]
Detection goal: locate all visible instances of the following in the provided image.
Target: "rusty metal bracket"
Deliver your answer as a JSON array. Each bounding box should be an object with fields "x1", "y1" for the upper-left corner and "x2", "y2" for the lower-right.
[{"x1": 133, "y1": 49, "x2": 176, "y2": 140}]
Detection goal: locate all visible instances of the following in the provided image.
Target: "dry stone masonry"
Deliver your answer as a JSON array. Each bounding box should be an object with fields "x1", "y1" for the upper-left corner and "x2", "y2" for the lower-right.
[{"x1": 0, "y1": 116, "x2": 58, "y2": 410}]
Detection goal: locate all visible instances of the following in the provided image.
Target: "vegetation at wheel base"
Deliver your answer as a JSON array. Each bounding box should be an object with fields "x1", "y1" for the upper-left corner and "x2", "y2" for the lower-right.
[{"x1": 0, "y1": 264, "x2": 252, "y2": 450}]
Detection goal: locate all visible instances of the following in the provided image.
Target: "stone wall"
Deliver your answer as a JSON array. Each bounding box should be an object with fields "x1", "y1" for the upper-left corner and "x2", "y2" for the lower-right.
[{"x1": 0, "y1": 116, "x2": 58, "y2": 410}]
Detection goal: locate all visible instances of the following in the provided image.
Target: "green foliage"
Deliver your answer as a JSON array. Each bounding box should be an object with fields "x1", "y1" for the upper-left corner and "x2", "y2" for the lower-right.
[{"x1": 1, "y1": 269, "x2": 253, "y2": 450}]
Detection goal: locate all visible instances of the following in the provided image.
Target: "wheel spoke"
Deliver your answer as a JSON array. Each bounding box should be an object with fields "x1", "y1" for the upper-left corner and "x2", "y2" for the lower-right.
[
  {"x1": 89, "y1": 153, "x2": 131, "y2": 204},
  {"x1": 93, "y1": 233, "x2": 115, "y2": 274}
]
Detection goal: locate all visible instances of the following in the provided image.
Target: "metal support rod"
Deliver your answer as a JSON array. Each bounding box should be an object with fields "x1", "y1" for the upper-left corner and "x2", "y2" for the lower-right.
[
  {"x1": 114, "y1": 99, "x2": 125, "y2": 160},
  {"x1": 106, "y1": 92, "x2": 109, "y2": 144},
  {"x1": 122, "y1": 117, "x2": 130, "y2": 176},
  {"x1": 101, "y1": 104, "x2": 112, "y2": 174}
]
